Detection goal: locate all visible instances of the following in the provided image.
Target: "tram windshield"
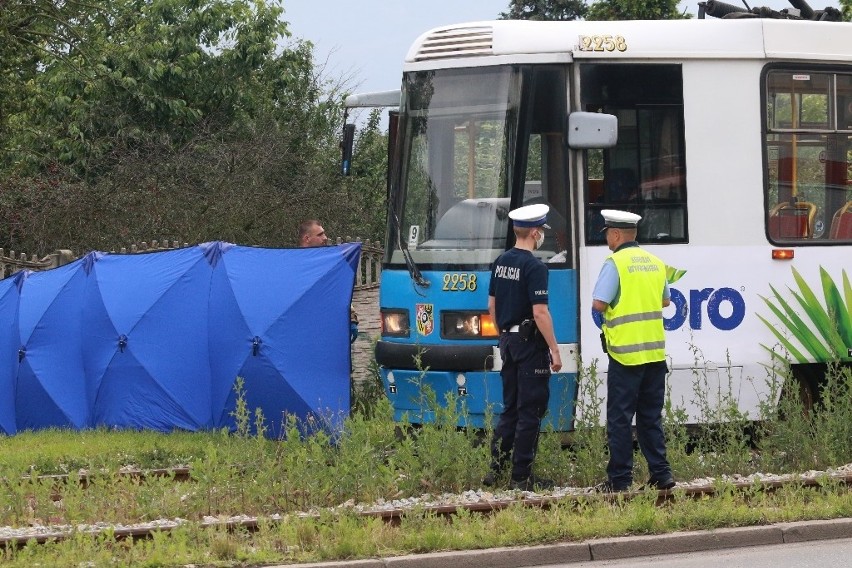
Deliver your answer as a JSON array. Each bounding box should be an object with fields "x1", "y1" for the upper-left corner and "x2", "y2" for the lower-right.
[{"x1": 386, "y1": 67, "x2": 522, "y2": 268}]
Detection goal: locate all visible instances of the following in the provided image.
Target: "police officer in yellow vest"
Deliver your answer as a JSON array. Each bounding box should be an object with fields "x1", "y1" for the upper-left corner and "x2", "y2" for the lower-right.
[{"x1": 592, "y1": 209, "x2": 675, "y2": 492}]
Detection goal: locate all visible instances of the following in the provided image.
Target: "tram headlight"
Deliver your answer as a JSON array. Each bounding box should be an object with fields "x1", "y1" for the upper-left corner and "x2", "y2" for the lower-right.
[
  {"x1": 381, "y1": 309, "x2": 409, "y2": 337},
  {"x1": 442, "y1": 311, "x2": 499, "y2": 339}
]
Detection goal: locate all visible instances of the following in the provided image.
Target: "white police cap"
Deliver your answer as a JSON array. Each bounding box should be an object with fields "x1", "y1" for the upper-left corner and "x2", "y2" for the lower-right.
[
  {"x1": 509, "y1": 203, "x2": 550, "y2": 229},
  {"x1": 601, "y1": 209, "x2": 641, "y2": 231}
]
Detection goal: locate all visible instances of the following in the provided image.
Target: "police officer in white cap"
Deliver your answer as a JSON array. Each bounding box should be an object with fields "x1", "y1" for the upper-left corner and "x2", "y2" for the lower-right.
[
  {"x1": 484, "y1": 203, "x2": 562, "y2": 491},
  {"x1": 592, "y1": 209, "x2": 674, "y2": 492}
]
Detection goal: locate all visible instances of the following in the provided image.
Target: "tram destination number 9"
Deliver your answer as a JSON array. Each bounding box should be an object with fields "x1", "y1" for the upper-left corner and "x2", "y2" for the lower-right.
[{"x1": 442, "y1": 273, "x2": 477, "y2": 291}]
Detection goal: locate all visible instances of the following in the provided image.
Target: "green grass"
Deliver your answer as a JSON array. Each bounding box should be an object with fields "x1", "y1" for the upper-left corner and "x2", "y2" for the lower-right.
[
  {"x1": 2, "y1": 486, "x2": 851, "y2": 567},
  {"x1": 0, "y1": 428, "x2": 210, "y2": 475},
  {"x1": 0, "y1": 363, "x2": 850, "y2": 566}
]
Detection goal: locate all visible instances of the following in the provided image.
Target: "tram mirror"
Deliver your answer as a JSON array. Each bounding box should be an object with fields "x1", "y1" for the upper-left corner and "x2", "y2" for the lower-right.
[
  {"x1": 566, "y1": 112, "x2": 618, "y2": 149},
  {"x1": 340, "y1": 123, "x2": 356, "y2": 175}
]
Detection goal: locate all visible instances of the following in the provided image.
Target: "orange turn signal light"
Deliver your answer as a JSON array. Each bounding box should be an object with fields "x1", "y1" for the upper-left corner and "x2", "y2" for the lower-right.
[
  {"x1": 480, "y1": 314, "x2": 499, "y2": 337},
  {"x1": 772, "y1": 249, "x2": 795, "y2": 260}
]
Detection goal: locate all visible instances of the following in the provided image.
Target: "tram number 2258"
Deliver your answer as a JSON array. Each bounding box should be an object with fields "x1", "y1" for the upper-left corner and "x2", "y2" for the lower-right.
[{"x1": 442, "y1": 273, "x2": 478, "y2": 291}]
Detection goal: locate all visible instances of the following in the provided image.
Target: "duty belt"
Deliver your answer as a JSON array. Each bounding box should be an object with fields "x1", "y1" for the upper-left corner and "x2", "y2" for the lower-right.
[{"x1": 502, "y1": 324, "x2": 520, "y2": 333}]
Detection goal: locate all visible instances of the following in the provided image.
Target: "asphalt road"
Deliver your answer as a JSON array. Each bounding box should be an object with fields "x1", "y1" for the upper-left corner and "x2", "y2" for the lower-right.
[
  {"x1": 287, "y1": 517, "x2": 852, "y2": 568},
  {"x1": 539, "y1": 537, "x2": 852, "y2": 567}
]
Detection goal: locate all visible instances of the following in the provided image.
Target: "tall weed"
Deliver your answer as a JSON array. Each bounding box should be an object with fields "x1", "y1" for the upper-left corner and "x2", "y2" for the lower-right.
[
  {"x1": 564, "y1": 358, "x2": 608, "y2": 487},
  {"x1": 679, "y1": 346, "x2": 753, "y2": 476},
  {"x1": 758, "y1": 361, "x2": 852, "y2": 472},
  {"x1": 330, "y1": 399, "x2": 399, "y2": 503},
  {"x1": 391, "y1": 389, "x2": 489, "y2": 494}
]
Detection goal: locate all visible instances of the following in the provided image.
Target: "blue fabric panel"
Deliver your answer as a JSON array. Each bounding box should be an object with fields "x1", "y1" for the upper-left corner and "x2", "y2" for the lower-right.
[
  {"x1": 83, "y1": 246, "x2": 213, "y2": 431},
  {"x1": 208, "y1": 256, "x2": 251, "y2": 428},
  {"x1": 223, "y1": 355, "x2": 315, "y2": 439},
  {"x1": 91, "y1": 348, "x2": 203, "y2": 431},
  {"x1": 209, "y1": 243, "x2": 360, "y2": 435},
  {"x1": 0, "y1": 275, "x2": 21, "y2": 434},
  {"x1": 16, "y1": 260, "x2": 89, "y2": 429},
  {"x1": 3, "y1": 241, "x2": 359, "y2": 437}
]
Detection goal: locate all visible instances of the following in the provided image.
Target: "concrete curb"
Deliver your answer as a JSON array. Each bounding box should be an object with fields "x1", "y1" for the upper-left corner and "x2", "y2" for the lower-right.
[
  {"x1": 587, "y1": 523, "x2": 783, "y2": 560},
  {"x1": 285, "y1": 517, "x2": 852, "y2": 568}
]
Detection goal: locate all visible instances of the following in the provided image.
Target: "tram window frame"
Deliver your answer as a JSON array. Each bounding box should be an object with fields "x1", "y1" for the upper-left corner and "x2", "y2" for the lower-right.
[
  {"x1": 763, "y1": 66, "x2": 852, "y2": 244},
  {"x1": 579, "y1": 64, "x2": 688, "y2": 246}
]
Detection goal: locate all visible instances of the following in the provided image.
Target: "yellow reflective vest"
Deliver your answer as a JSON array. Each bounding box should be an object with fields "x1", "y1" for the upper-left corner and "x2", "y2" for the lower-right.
[{"x1": 602, "y1": 246, "x2": 666, "y2": 365}]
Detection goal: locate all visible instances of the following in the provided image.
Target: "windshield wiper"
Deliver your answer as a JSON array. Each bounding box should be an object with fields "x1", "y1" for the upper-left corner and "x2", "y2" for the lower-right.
[{"x1": 392, "y1": 211, "x2": 430, "y2": 292}]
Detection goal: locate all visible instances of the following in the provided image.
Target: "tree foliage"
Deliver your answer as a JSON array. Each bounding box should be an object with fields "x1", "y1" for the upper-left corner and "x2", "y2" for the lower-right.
[
  {"x1": 4, "y1": 0, "x2": 308, "y2": 175},
  {"x1": 502, "y1": 0, "x2": 850, "y2": 21},
  {"x1": 0, "y1": 1, "x2": 89, "y2": 133},
  {"x1": 500, "y1": 0, "x2": 691, "y2": 20},
  {"x1": 343, "y1": 109, "x2": 392, "y2": 243},
  {"x1": 500, "y1": 0, "x2": 588, "y2": 20},
  {"x1": 0, "y1": 0, "x2": 389, "y2": 253},
  {"x1": 585, "y1": 0, "x2": 689, "y2": 20}
]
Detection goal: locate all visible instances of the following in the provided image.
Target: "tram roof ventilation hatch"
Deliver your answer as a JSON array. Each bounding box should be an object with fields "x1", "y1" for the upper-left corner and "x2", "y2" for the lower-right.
[{"x1": 413, "y1": 26, "x2": 494, "y2": 62}]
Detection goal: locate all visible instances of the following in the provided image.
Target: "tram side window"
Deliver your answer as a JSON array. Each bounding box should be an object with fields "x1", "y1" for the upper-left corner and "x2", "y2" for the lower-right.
[
  {"x1": 520, "y1": 66, "x2": 571, "y2": 264},
  {"x1": 764, "y1": 69, "x2": 852, "y2": 243},
  {"x1": 580, "y1": 64, "x2": 688, "y2": 245}
]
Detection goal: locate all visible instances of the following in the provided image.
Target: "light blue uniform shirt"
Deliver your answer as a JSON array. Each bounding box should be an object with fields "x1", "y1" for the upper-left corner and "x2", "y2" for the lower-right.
[{"x1": 592, "y1": 259, "x2": 621, "y2": 305}]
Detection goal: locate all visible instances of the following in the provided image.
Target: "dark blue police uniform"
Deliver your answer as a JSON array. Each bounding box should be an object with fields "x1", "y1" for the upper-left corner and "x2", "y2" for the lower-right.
[
  {"x1": 488, "y1": 247, "x2": 551, "y2": 483},
  {"x1": 606, "y1": 356, "x2": 670, "y2": 488}
]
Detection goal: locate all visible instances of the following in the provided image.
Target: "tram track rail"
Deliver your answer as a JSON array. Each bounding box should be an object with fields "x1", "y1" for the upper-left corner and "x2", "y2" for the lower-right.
[
  {"x1": 22, "y1": 467, "x2": 192, "y2": 489},
  {"x1": 2, "y1": 468, "x2": 851, "y2": 550}
]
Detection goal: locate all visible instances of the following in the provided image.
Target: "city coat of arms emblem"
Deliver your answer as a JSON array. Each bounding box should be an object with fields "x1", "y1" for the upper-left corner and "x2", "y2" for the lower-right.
[{"x1": 415, "y1": 303, "x2": 434, "y2": 336}]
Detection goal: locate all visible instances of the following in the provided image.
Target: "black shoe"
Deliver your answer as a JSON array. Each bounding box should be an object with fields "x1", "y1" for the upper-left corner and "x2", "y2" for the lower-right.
[
  {"x1": 509, "y1": 474, "x2": 554, "y2": 491},
  {"x1": 644, "y1": 476, "x2": 676, "y2": 490},
  {"x1": 482, "y1": 471, "x2": 498, "y2": 487},
  {"x1": 592, "y1": 480, "x2": 630, "y2": 493}
]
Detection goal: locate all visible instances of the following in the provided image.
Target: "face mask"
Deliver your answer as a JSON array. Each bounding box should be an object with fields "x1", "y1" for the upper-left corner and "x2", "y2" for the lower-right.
[{"x1": 534, "y1": 229, "x2": 545, "y2": 250}]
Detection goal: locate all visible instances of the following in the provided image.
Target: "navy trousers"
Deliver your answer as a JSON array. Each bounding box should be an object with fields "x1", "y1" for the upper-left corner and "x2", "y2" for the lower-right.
[
  {"x1": 491, "y1": 332, "x2": 551, "y2": 481},
  {"x1": 606, "y1": 356, "x2": 671, "y2": 488}
]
